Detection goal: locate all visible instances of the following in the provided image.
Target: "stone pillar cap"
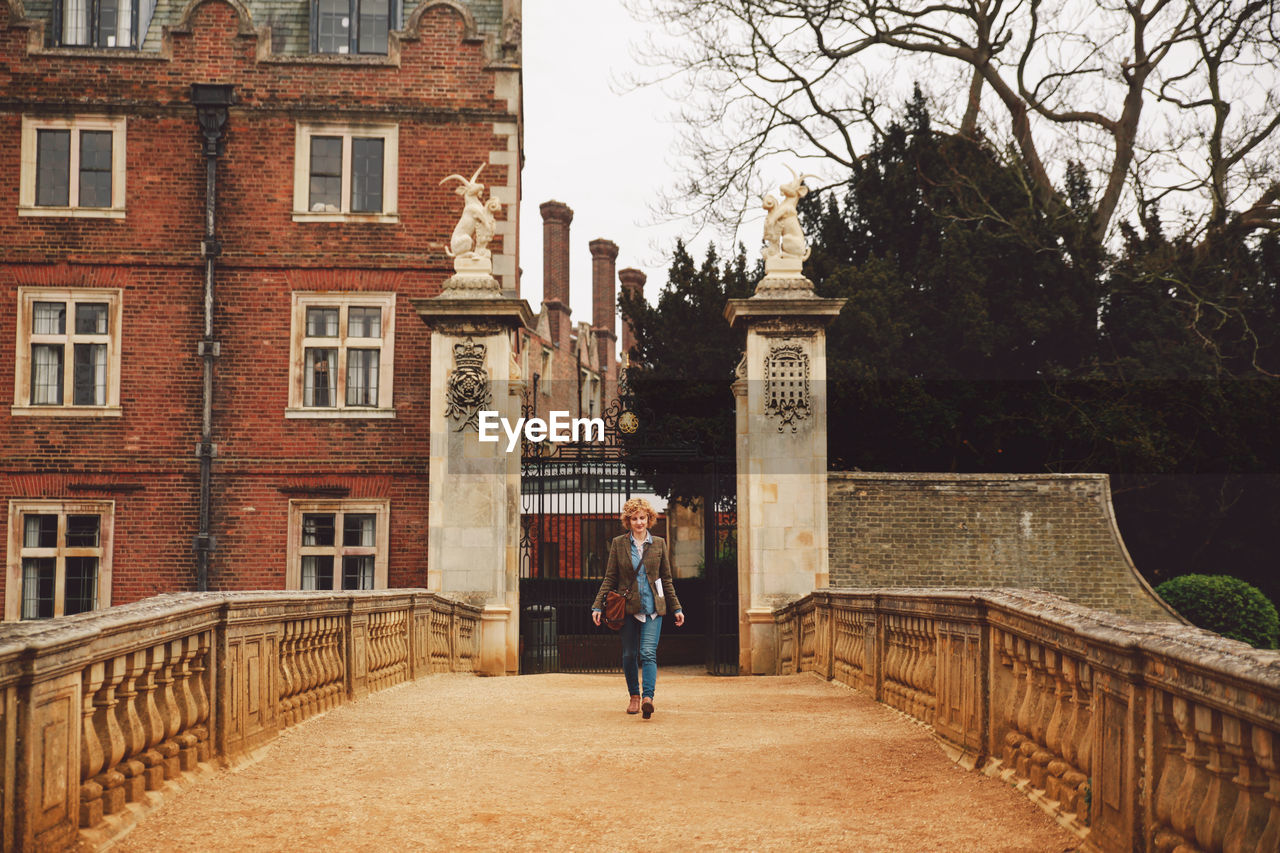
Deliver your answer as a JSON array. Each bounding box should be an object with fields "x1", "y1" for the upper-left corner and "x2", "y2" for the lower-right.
[{"x1": 724, "y1": 295, "x2": 847, "y2": 328}]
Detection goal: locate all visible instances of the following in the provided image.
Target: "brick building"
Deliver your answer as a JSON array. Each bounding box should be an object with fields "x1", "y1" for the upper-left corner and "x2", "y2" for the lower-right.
[{"x1": 0, "y1": 0, "x2": 524, "y2": 618}]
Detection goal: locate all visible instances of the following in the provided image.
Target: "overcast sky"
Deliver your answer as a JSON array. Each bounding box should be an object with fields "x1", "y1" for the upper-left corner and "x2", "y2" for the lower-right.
[{"x1": 518, "y1": 1, "x2": 703, "y2": 334}]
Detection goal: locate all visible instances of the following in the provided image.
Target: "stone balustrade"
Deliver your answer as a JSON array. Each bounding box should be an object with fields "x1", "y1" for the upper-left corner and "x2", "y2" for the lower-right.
[
  {"x1": 775, "y1": 588, "x2": 1280, "y2": 853},
  {"x1": 0, "y1": 590, "x2": 479, "y2": 852}
]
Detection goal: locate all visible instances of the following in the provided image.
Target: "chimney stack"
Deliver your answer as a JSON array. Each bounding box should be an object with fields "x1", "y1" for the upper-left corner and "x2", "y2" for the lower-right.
[
  {"x1": 617, "y1": 268, "x2": 646, "y2": 363},
  {"x1": 539, "y1": 200, "x2": 573, "y2": 348},
  {"x1": 589, "y1": 239, "x2": 619, "y2": 386}
]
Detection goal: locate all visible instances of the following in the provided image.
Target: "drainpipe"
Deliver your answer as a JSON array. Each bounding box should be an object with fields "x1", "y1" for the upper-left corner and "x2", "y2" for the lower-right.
[{"x1": 192, "y1": 84, "x2": 233, "y2": 592}]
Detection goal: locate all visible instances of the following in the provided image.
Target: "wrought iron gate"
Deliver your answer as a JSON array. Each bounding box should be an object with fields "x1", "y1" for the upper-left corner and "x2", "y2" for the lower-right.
[{"x1": 519, "y1": 393, "x2": 737, "y2": 675}]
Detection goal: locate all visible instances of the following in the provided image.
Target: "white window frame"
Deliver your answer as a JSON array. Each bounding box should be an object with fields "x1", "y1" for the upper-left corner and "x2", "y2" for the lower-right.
[
  {"x1": 12, "y1": 287, "x2": 124, "y2": 417},
  {"x1": 286, "y1": 499, "x2": 390, "y2": 591},
  {"x1": 292, "y1": 123, "x2": 399, "y2": 223},
  {"x1": 19, "y1": 115, "x2": 127, "y2": 218},
  {"x1": 287, "y1": 291, "x2": 396, "y2": 419},
  {"x1": 5, "y1": 500, "x2": 114, "y2": 621}
]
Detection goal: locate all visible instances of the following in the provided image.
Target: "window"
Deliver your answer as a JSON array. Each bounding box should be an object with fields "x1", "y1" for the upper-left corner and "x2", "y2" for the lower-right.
[
  {"x1": 19, "y1": 116, "x2": 126, "y2": 217},
  {"x1": 12, "y1": 288, "x2": 123, "y2": 416},
  {"x1": 293, "y1": 123, "x2": 398, "y2": 222},
  {"x1": 540, "y1": 349, "x2": 552, "y2": 396},
  {"x1": 6, "y1": 500, "x2": 114, "y2": 621},
  {"x1": 312, "y1": 0, "x2": 397, "y2": 55},
  {"x1": 287, "y1": 500, "x2": 389, "y2": 591},
  {"x1": 53, "y1": 0, "x2": 141, "y2": 48},
  {"x1": 288, "y1": 292, "x2": 396, "y2": 418}
]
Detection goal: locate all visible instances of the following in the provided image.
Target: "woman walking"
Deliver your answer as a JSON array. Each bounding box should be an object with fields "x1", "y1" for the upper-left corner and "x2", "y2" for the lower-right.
[{"x1": 591, "y1": 497, "x2": 684, "y2": 719}]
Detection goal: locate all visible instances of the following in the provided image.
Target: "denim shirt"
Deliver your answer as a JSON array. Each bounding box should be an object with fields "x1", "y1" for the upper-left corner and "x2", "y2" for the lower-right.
[{"x1": 631, "y1": 532, "x2": 656, "y2": 618}]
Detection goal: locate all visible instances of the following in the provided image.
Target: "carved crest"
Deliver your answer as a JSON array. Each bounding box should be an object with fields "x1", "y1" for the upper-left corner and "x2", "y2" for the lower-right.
[
  {"x1": 445, "y1": 337, "x2": 491, "y2": 431},
  {"x1": 764, "y1": 343, "x2": 811, "y2": 432}
]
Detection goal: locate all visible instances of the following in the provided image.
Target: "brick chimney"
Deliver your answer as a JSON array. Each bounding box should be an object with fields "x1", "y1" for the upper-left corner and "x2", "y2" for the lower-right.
[
  {"x1": 539, "y1": 200, "x2": 573, "y2": 348},
  {"x1": 589, "y1": 239, "x2": 619, "y2": 386},
  {"x1": 617, "y1": 268, "x2": 646, "y2": 364}
]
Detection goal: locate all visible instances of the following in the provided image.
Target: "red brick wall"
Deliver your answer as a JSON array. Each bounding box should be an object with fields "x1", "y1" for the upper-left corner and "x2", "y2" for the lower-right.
[{"x1": 0, "y1": 0, "x2": 517, "y2": 608}]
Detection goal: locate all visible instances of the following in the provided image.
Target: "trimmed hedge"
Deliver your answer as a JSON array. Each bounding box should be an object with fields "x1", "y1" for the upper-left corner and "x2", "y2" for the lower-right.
[{"x1": 1156, "y1": 574, "x2": 1280, "y2": 649}]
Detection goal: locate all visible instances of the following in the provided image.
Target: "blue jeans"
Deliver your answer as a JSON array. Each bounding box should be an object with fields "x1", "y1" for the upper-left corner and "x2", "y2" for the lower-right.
[{"x1": 620, "y1": 615, "x2": 662, "y2": 699}]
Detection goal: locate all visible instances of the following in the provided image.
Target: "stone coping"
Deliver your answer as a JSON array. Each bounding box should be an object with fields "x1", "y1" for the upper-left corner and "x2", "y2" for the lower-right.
[
  {"x1": 790, "y1": 586, "x2": 1280, "y2": 695},
  {"x1": 0, "y1": 589, "x2": 477, "y2": 672}
]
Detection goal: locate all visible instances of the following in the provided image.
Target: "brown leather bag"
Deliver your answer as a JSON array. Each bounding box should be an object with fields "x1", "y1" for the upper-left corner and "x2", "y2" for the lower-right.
[{"x1": 603, "y1": 588, "x2": 630, "y2": 630}]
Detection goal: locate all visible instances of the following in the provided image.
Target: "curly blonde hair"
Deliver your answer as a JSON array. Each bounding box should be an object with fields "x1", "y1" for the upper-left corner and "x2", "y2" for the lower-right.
[{"x1": 620, "y1": 497, "x2": 658, "y2": 529}]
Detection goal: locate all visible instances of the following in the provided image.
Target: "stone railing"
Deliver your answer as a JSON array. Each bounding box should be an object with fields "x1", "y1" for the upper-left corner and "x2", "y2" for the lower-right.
[
  {"x1": 775, "y1": 589, "x2": 1280, "y2": 853},
  {"x1": 0, "y1": 590, "x2": 480, "y2": 852}
]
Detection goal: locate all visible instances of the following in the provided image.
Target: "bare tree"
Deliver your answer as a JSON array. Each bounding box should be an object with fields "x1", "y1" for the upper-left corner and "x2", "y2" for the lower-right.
[{"x1": 631, "y1": 0, "x2": 1280, "y2": 246}]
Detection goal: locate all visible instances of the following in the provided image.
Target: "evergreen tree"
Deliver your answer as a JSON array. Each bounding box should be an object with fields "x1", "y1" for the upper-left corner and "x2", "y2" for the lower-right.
[
  {"x1": 623, "y1": 92, "x2": 1280, "y2": 606},
  {"x1": 618, "y1": 241, "x2": 753, "y2": 498}
]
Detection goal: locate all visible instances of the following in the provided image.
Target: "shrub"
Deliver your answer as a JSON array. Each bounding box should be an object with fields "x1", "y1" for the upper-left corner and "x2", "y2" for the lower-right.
[{"x1": 1156, "y1": 574, "x2": 1280, "y2": 649}]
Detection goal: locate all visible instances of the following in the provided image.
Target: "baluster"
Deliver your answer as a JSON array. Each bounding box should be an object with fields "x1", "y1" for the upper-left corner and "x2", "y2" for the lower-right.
[
  {"x1": 304, "y1": 618, "x2": 322, "y2": 718},
  {"x1": 885, "y1": 622, "x2": 904, "y2": 708},
  {"x1": 279, "y1": 621, "x2": 297, "y2": 724},
  {"x1": 1028, "y1": 650, "x2": 1060, "y2": 789},
  {"x1": 905, "y1": 620, "x2": 923, "y2": 715},
  {"x1": 1057, "y1": 657, "x2": 1087, "y2": 814},
  {"x1": 111, "y1": 650, "x2": 147, "y2": 803},
  {"x1": 335, "y1": 617, "x2": 349, "y2": 701},
  {"x1": 174, "y1": 636, "x2": 201, "y2": 771},
  {"x1": 1169, "y1": 696, "x2": 1210, "y2": 843},
  {"x1": 1251, "y1": 727, "x2": 1280, "y2": 853},
  {"x1": 373, "y1": 611, "x2": 387, "y2": 684},
  {"x1": 138, "y1": 644, "x2": 168, "y2": 791},
  {"x1": 317, "y1": 618, "x2": 335, "y2": 710},
  {"x1": 1150, "y1": 692, "x2": 1189, "y2": 852},
  {"x1": 92, "y1": 657, "x2": 127, "y2": 814},
  {"x1": 1194, "y1": 706, "x2": 1239, "y2": 851},
  {"x1": 903, "y1": 620, "x2": 920, "y2": 713},
  {"x1": 1000, "y1": 633, "x2": 1028, "y2": 767},
  {"x1": 895, "y1": 621, "x2": 911, "y2": 709},
  {"x1": 1071, "y1": 664, "x2": 1094, "y2": 824},
  {"x1": 1014, "y1": 638, "x2": 1037, "y2": 738},
  {"x1": 918, "y1": 623, "x2": 937, "y2": 721},
  {"x1": 156, "y1": 640, "x2": 183, "y2": 779},
  {"x1": 440, "y1": 608, "x2": 450, "y2": 670},
  {"x1": 292, "y1": 619, "x2": 309, "y2": 719},
  {"x1": 1059, "y1": 657, "x2": 1083, "y2": 771},
  {"x1": 1016, "y1": 643, "x2": 1044, "y2": 780},
  {"x1": 396, "y1": 611, "x2": 409, "y2": 676},
  {"x1": 1223, "y1": 717, "x2": 1270, "y2": 853},
  {"x1": 1044, "y1": 651, "x2": 1071, "y2": 803},
  {"x1": 79, "y1": 662, "x2": 107, "y2": 828},
  {"x1": 189, "y1": 632, "x2": 212, "y2": 761},
  {"x1": 330, "y1": 617, "x2": 345, "y2": 705}
]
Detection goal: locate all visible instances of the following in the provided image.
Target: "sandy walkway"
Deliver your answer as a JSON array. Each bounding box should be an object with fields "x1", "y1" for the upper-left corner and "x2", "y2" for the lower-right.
[{"x1": 111, "y1": 669, "x2": 1078, "y2": 852}]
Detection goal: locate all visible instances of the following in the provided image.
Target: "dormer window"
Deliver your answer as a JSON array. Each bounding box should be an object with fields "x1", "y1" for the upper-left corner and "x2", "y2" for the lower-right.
[
  {"x1": 312, "y1": 0, "x2": 398, "y2": 55},
  {"x1": 54, "y1": 0, "x2": 141, "y2": 48}
]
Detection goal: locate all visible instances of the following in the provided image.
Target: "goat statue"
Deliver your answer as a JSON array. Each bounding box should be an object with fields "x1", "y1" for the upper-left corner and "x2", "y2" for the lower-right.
[
  {"x1": 762, "y1": 165, "x2": 814, "y2": 267},
  {"x1": 441, "y1": 164, "x2": 502, "y2": 268}
]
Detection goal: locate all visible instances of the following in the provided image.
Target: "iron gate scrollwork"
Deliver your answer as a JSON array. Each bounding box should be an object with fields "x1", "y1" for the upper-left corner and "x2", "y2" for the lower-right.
[{"x1": 519, "y1": 373, "x2": 737, "y2": 675}]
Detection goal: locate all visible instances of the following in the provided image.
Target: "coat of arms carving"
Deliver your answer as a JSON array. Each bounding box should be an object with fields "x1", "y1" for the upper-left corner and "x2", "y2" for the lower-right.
[
  {"x1": 445, "y1": 337, "x2": 491, "y2": 431},
  {"x1": 764, "y1": 343, "x2": 810, "y2": 432}
]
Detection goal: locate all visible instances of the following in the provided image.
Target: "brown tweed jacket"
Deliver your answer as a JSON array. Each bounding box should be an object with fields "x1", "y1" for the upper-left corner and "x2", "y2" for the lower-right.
[{"x1": 591, "y1": 533, "x2": 682, "y2": 616}]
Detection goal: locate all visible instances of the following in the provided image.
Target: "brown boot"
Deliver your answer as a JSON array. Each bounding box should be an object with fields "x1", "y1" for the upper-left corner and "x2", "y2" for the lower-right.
[
  {"x1": 626, "y1": 695, "x2": 641, "y2": 715},
  {"x1": 641, "y1": 698, "x2": 654, "y2": 719}
]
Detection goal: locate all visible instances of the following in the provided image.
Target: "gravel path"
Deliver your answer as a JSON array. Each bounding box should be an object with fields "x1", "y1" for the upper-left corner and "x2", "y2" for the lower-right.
[{"x1": 112, "y1": 669, "x2": 1079, "y2": 852}]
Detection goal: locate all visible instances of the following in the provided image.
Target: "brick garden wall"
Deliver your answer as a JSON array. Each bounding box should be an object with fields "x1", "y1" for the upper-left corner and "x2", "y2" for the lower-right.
[{"x1": 826, "y1": 472, "x2": 1181, "y2": 621}]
